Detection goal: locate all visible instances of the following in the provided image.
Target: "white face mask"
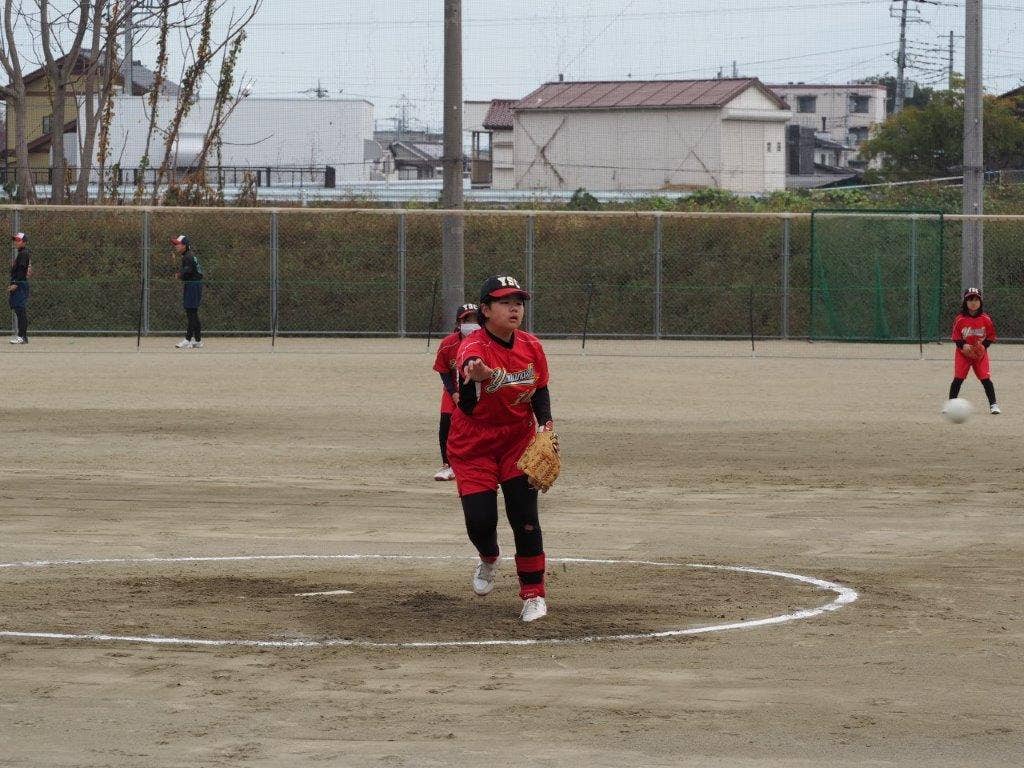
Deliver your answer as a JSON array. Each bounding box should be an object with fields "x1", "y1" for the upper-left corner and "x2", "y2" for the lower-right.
[{"x1": 460, "y1": 322, "x2": 480, "y2": 336}]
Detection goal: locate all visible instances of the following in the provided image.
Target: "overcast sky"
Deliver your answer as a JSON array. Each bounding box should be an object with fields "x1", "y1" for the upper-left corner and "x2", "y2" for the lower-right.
[{"x1": 13, "y1": 0, "x2": 1024, "y2": 130}]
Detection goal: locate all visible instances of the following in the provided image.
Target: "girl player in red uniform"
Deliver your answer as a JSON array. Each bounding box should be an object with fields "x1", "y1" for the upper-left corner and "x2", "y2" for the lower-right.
[
  {"x1": 432, "y1": 303, "x2": 480, "y2": 481},
  {"x1": 948, "y1": 287, "x2": 1001, "y2": 414},
  {"x1": 446, "y1": 275, "x2": 554, "y2": 623}
]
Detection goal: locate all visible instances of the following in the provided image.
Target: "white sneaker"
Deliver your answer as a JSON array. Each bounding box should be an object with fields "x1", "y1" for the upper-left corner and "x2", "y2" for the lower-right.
[
  {"x1": 990, "y1": 403, "x2": 1001, "y2": 414},
  {"x1": 191, "y1": 340, "x2": 204, "y2": 349},
  {"x1": 433, "y1": 464, "x2": 455, "y2": 481},
  {"x1": 472, "y1": 559, "x2": 498, "y2": 596},
  {"x1": 8, "y1": 336, "x2": 25, "y2": 345},
  {"x1": 175, "y1": 339, "x2": 193, "y2": 349},
  {"x1": 520, "y1": 596, "x2": 548, "y2": 622}
]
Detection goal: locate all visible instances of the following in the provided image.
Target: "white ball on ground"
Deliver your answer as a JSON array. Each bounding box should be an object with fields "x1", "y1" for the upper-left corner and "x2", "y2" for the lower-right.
[{"x1": 942, "y1": 397, "x2": 973, "y2": 424}]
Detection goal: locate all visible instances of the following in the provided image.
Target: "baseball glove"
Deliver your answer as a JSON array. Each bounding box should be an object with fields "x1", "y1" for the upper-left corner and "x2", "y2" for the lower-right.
[
  {"x1": 517, "y1": 431, "x2": 561, "y2": 493},
  {"x1": 961, "y1": 343, "x2": 979, "y2": 359}
]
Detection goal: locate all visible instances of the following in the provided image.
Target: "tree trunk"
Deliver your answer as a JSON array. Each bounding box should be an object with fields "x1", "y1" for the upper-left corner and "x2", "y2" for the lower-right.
[
  {"x1": 12, "y1": 87, "x2": 34, "y2": 202},
  {"x1": 49, "y1": 85, "x2": 68, "y2": 204}
]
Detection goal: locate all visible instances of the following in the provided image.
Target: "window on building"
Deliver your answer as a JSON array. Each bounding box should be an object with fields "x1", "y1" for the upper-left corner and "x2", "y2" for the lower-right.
[
  {"x1": 42, "y1": 115, "x2": 53, "y2": 135},
  {"x1": 848, "y1": 126, "x2": 870, "y2": 145},
  {"x1": 767, "y1": 142, "x2": 772, "y2": 152},
  {"x1": 850, "y1": 95, "x2": 870, "y2": 114},
  {"x1": 797, "y1": 95, "x2": 817, "y2": 113}
]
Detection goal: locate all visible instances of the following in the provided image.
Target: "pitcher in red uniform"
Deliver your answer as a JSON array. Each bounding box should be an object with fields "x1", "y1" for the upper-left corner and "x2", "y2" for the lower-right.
[
  {"x1": 431, "y1": 303, "x2": 480, "y2": 481},
  {"x1": 948, "y1": 287, "x2": 1000, "y2": 414},
  {"x1": 446, "y1": 275, "x2": 554, "y2": 623}
]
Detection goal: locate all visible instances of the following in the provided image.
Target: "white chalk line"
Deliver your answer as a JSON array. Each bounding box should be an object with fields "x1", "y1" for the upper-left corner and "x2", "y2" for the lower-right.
[
  {"x1": 0, "y1": 554, "x2": 858, "y2": 648},
  {"x1": 294, "y1": 589, "x2": 353, "y2": 597}
]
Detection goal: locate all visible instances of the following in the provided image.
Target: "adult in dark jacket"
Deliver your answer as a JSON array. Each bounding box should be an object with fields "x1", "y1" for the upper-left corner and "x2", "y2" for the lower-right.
[
  {"x1": 171, "y1": 234, "x2": 204, "y2": 349},
  {"x1": 8, "y1": 231, "x2": 32, "y2": 345}
]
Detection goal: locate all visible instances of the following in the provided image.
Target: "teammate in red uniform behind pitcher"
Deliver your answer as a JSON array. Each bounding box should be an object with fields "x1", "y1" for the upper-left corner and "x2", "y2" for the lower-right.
[
  {"x1": 949, "y1": 287, "x2": 1001, "y2": 414},
  {"x1": 446, "y1": 275, "x2": 554, "y2": 623},
  {"x1": 431, "y1": 303, "x2": 480, "y2": 481}
]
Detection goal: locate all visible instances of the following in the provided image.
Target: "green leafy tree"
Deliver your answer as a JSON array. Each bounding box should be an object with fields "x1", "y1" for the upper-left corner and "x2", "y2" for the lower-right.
[{"x1": 860, "y1": 85, "x2": 1024, "y2": 180}]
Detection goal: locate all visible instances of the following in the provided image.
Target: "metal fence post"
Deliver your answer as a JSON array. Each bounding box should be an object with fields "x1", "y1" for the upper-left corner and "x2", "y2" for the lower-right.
[
  {"x1": 781, "y1": 216, "x2": 791, "y2": 340},
  {"x1": 398, "y1": 213, "x2": 407, "y2": 337},
  {"x1": 142, "y1": 209, "x2": 150, "y2": 335},
  {"x1": 908, "y1": 215, "x2": 918, "y2": 339},
  {"x1": 525, "y1": 215, "x2": 535, "y2": 331},
  {"x1": 654, "y1": 213, "x2": 663, "y2": 340},
  {"x1": 270, "y1": 211, "x2": 279, "y2": 337}
]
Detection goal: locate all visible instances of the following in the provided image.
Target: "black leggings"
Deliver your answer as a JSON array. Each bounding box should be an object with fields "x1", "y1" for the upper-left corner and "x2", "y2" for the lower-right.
[
  {"x1": 438, "y1": 413, "x2": 452, "y2": 464},
  {"x1": 185, "y1": 308, "x2": 202, "y2": 342},
  {"x1": 461, "y1": 476, "x2": 544, "y2": 589},
  {"x1": 950, "y1": 376, "x2": 996, "y2": 405},
  {"x1": 12, "y1": 307, "x2": 27, "y2": 339}
]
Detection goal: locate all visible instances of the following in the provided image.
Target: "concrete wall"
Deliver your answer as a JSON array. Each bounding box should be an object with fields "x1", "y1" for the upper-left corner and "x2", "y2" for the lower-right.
[
  {"x1": 82, "y1": 96, "x2": 374, "y2": 182},
  {"x1": 720, "y1": 118, "x2": 787, "y2": 194},
  {"x1": 491, "y1": 128, "x2": 514, "y2": 190}
]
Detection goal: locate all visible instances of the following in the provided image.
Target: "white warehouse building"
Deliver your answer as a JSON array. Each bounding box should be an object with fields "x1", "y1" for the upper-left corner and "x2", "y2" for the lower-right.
[
  {"x1": 78, "y1": 95, "x2": 375, "y2": 183},
  {"x1": 506, "y1": 78, "x2": 792, "y2": 194}
]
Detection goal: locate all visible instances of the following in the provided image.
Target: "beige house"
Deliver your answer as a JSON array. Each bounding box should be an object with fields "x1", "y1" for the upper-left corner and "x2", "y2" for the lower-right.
[
  {"x1": 506, "y1": 78, "x2": 791, "y2": 194},
  {"x1": 768, "y1": 83, "x2": 887, "y2": 166}
]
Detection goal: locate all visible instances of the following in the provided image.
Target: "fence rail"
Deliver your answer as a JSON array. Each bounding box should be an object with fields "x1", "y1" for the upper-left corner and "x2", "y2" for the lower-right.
[{"x1": 6, "y1": 207, "x2": 1024, "y2": 349}]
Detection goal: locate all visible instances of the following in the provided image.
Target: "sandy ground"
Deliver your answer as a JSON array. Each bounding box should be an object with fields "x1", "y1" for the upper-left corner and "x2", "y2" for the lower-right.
[{"x1": 0, "y1": 338, "x2": 1022, "y2": 767}]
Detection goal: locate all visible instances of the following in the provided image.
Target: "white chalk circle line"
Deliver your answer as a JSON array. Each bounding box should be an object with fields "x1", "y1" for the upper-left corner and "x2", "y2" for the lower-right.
[{"x1": 0, "y1": 554, "x2": 858, "y2": 648}]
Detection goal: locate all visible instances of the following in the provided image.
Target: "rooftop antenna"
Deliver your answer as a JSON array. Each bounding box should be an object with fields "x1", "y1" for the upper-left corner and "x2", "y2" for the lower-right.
[{"x1": 301, "y1": 80, "x2": 329, "y2": 99}]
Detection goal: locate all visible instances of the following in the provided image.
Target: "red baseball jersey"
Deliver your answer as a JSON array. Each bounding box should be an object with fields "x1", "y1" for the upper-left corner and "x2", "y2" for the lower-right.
[
  {"x1": 433, "y1": 331, "x2": 463, "y2": 414},
  {"x1": 952, "y1": 312, "x2": 996, "y2": 346},
  {"x1": 457, "y1": 328, "x2": 549, "y2": 426}
]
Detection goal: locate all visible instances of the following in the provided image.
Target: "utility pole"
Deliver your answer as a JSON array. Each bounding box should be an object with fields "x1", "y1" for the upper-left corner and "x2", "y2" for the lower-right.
[
  {"x1": 894, "y1": 0, "x2": 909, "y2": 112},
  {"x1": 124, "y1": 5, "x2": 134, "y2": 96},
  {"x1": 440, "y1": 0, "x2": 464, "y2": 330},
  {"x1": 948, "y1": 30, "x2": 955, "y2": 89},
  {"x1": 962, "y1": 0, "x2": 984, "y2": 289}
]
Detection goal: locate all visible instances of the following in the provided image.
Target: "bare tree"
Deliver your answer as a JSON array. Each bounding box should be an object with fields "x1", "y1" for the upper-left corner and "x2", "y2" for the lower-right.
[
  {"x1": 149, "y1": 0, "x2": 261, "y2": 203},
  {"x1": 0, "y1": 0, "x2": 36, "y2": 201},
  {"x1": 38, "y1": 0, "x2": 92, "y2": 204}
]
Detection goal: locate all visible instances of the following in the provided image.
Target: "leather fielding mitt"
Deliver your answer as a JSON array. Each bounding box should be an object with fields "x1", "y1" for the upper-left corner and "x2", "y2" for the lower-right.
[{"x1": 516, "y1": 431, "x2": 561, "y2": 493}]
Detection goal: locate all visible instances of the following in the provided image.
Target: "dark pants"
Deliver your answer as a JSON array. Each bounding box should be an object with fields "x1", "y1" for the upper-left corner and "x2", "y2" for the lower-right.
[
  {"x1": 12, "y1": 307, "x2": 27, "y2": 339},
  {"x1": 185, "y1": 308, "x2": 202, "y2": 342}
]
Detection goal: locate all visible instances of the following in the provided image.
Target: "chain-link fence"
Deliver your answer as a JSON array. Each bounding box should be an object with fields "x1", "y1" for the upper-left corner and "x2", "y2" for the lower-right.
[{"x1": 6, "y1": 206, "x2": 1024, "y2": 359}]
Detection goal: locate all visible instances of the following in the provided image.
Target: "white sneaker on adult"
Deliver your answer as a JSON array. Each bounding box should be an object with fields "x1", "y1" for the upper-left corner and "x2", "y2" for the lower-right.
[
  {"x1": 520, "y1": 596, "x2": 547, "y2": 622},
  {"x1": 175, "y1": 339, "x2": 193, "y2": 349},
  {"x1": 8, "y1": 336, "x2": 25, "y2": 345},
  {"x1": 191, "y1": 340, "x2": 204, "y2": 349},
  {"x1": 472, "y1": 559, "x2": 498, "y2": 596},
  {"x1": 433, "y1": 464, "x2": 455, "y2": 481},
  {"x1": 990, "y1": 403, "x2": 1001, "y2": 414}
]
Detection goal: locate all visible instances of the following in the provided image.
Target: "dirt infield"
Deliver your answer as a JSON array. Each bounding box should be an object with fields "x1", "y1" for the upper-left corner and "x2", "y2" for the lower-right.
[{"x1": 0, "y1": 338, "x2": 1021, "y2": 767}]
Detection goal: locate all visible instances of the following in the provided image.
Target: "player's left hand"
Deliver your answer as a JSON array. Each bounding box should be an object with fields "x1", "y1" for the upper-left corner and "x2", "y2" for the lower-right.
[
  {"x1": 6, "y1": 284, "x2": 16, "y2": 293},
  {"x1": 26, "y1": 266, "x2": 33, "y2": 278}
]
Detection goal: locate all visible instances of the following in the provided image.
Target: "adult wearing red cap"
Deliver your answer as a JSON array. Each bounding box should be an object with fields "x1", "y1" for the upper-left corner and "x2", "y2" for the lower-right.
[
  {"x1": 8, "y1": 232, "x2": 31, "y2": 344},
  {"x1": 446, "y1": 275, "x2": 555, "y2": 623}
]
